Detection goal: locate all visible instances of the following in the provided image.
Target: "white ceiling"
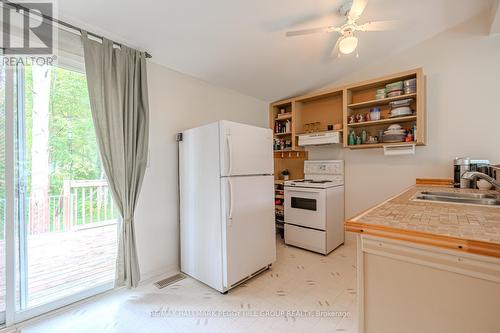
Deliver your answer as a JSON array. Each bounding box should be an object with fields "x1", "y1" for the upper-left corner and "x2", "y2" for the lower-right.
[{"x1": 58, "y1": 0, "x2": 493, "y2": 101}]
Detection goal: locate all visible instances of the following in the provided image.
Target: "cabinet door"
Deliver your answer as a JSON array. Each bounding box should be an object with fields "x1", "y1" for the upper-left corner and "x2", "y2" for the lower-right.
[
  {"x1": 221, "y1": 175, "x2": 275, "y2": 287},
  {"x1": 219, "y1": 121, "x2": 273, "y2": 177}
]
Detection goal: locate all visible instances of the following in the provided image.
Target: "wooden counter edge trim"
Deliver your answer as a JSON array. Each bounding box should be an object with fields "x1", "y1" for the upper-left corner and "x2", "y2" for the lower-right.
[
  {"x1": 345, "y1": 220, "x2": 500, "y2": 259},
  {"x1": 416, "y1": 178, "x2": 453, "y2": 186}
]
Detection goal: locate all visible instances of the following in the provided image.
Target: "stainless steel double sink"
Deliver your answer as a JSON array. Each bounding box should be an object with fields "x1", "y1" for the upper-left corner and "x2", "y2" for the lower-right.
[{"x1": 414, "y1": 191, "x2": 500, "y2": 206}]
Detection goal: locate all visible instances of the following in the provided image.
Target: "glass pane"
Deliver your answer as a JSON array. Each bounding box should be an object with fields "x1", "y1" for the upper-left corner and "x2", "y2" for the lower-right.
[
  {"x1": 16, "y1": 64, "x2": 118, "y2": 309},
  {"x1": 0, "y1": 62, "x2": 6, "y2": 316},
  {"x1": 291, "y1": 197, "x2": 317, "y2": 211}
]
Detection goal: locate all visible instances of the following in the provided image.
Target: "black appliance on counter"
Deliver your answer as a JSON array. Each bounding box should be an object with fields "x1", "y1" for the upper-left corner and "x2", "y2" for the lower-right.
[{"x1": 454, "y1": 158, "x2": 491, "y2": 189}]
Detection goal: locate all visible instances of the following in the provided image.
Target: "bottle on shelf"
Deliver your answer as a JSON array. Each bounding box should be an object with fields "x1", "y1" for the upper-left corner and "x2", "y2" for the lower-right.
[
  {"x1": 285, "y1": 120, "x2": 291, "y2": 133},
  {"x1": 348, "y1": 130, "x2": 355, "y2": 145}
]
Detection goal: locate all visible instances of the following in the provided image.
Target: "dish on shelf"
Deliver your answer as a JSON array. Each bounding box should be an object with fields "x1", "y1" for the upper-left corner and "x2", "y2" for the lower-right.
[
  {"x1": 384, "y1": 131, "x2": 406, "y2": 136},
  {"x1": 382, "y1": 134, "x2": 406, "y2": 143},
  {"x1": 390, "y1": 112, "x2": 414, "y2": 118},
  {"x1": 390, "y1": 106, "x2": 413, "y2": 118},
  {"x1": 387, "y1": 124, "x2": 402, "y2": 130},
  {"x1": 404, "y1": 78, "x2": 416, "y2": 87},
  {"x1": 404, "y1": 86, "x2": 416, "y2": 94},
  {"x1": 389, "y1": 98, "x2": 413, "y2": 108},
  {"x1": 403, "y1": 78, "x2": 417, "y2": 94},
  {"x1": 387, "y1": 90, "x2": 404, "y2": 98},
  {"x1": 375, "y1": 88, "x2": 387, "y2": 100},
  {"x1": 386, "y1": 81, "x2": 404, "y2": 91}
]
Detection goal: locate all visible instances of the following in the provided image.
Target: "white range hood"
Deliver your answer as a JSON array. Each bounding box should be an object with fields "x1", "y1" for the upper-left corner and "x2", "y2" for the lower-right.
[{"x1": 298, "y1": 131, "x2": 342, "y2": 146}]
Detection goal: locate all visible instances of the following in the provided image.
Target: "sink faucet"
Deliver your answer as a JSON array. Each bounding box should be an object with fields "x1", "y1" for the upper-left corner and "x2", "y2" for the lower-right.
[{"x1": 462, "y1": 170, "x2": 500, "y2": 190}]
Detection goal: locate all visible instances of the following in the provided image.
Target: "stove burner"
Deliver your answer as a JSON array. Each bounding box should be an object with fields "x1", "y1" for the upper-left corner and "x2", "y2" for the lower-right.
[{"x1": 296, "y1": 179, "x2": 332, "y2": 184}]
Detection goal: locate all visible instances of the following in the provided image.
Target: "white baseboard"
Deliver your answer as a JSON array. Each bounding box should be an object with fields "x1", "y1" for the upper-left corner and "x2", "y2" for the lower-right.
[{"x1": 139, "y1": 264, "x2": 180, "y2": 285}]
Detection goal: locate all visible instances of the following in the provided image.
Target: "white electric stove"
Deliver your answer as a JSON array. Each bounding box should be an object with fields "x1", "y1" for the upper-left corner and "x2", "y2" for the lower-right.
[{"x1": 283, "y1": 160, "x2": 345, "y2": 255}]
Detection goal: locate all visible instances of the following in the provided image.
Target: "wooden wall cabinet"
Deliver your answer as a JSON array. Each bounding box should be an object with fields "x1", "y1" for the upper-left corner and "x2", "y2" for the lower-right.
[
  {"x1": 343, "y1": 68, "x2": 425, "y2": 149},
  {"x1": 269, "y1": 68, "x2": 426, "y2": 151}
]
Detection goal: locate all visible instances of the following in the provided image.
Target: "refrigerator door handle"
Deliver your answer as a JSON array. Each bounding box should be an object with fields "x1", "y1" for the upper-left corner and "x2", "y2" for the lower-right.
[
  {"x1": 226, "y1": 134, "x2": 233, "y2": 176},
  {"x1": 228, "y1": 178, "x2": 234, "y2": 222}
]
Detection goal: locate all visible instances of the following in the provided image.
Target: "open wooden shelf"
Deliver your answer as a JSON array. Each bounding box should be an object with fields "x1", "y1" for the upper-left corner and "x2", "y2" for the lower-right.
[
  {"x1": 344, "y1": 68, "x2": 425, "y2": 149},
  {"x1": 347, "y1": 115, "x2": 417, "y2": 128},
  {"x1": 269, "y1": 68, "x2": 425, "y2": 152},
  {"x1": 347, "y1": 93, "x2": 417, "y2": 109},
  {"x1": 348, "y1": 141, "x2": 417, "y2": 150}
]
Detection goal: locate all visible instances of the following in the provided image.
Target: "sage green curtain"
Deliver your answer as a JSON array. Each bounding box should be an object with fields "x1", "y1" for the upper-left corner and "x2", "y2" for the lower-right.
[{"x1": 81, "y1": 31, "x2": 149, "y2": 288}]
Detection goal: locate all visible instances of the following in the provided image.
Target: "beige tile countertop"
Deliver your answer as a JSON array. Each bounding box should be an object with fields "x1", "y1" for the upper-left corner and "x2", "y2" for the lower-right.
[{"x1": 345, "y1": 183, "x2": 500, "y2": 258}]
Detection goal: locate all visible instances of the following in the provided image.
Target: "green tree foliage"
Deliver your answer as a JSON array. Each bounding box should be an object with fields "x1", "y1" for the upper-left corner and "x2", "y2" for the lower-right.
[
  {"x1": 24, "y1": 66, "x2": 102, "y2": 196},
  {"x1": 0, "y1": 65, "x2": 105, "y2": 238}
]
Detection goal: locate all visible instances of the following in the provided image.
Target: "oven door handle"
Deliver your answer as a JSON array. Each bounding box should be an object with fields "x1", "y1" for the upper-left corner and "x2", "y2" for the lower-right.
[{"x1": 285, "y1": 187, "x2": 323, "y2": 194}]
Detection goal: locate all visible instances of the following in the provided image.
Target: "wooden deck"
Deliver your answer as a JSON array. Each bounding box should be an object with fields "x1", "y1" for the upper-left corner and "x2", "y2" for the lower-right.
[{"x1": 0, "y1": 223, "x2": 117, "y2": 311}]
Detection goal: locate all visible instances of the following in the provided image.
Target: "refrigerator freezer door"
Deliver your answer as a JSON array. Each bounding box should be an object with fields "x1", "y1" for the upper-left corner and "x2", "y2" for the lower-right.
[
  {"x1": 220, "y1": 121, "x2": 274, "y2": 177},
  {"x1": 221, "y1": 175, "x2": 276, "y2": 288}
]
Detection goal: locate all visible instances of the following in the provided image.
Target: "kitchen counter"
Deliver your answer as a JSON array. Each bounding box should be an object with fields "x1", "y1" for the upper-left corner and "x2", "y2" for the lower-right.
[
  {"x1": 345, "y1": 182, "x2": 500, "y2": 258},
  {"x1": 348, "y1": 180, "x2": 500, "y2": 333}
]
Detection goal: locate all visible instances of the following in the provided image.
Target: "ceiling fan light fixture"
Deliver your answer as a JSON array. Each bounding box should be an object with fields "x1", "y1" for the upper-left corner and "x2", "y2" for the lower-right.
[{"x1": 339, "y1": 35, "x2": 358, "y2": 55}]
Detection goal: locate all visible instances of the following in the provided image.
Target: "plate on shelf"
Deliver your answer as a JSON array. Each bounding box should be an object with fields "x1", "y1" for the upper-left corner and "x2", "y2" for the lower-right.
[
  {"x1": 382, "y1": 138, "x2": 406, "y2": 143},
  {"x1": 382, "y1": 133, "x2": 406, "y2": 142},
  {"x1": 389, "y1": 99, "x2": 413, "y2": 108}
]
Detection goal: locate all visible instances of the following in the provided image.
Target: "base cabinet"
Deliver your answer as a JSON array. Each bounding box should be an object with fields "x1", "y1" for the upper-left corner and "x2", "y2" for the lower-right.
[{"x1": 355, "y1": 234, "x2": 500, "y2": 333}]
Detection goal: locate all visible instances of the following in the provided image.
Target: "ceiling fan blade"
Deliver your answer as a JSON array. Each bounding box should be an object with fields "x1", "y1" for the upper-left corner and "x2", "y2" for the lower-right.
[
  {"x1": 286, "y1": 26, "x2": 335, "y2": 37},
  {"x1": 359, "y1": 20, "x2": 398, "y2": 31},
  {"x1": 349, "y1": 0, "x2": 368, "y2": 20},
  {"x1": 265, "y1": 4, "x2": 345, "y2": 32},
  {"x1": 321, "y1": 35, "x2": 341, "y2": 62},
  {"x1": 331, "y1": 36, "x2": 341, "y2": 58}
]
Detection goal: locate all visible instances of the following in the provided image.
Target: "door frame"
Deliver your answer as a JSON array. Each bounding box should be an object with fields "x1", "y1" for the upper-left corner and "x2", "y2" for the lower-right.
[{"x1": 4, "y1": 59, "x2": 16, "y2": 327}]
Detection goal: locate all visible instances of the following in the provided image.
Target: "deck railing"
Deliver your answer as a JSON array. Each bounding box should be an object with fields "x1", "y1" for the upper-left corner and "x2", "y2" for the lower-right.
[
  {"x1": 64, "y1": 179, "x2": 119, "y2": 230},
  {"x1": 0, "y1": 180, "x2": 119, "y2": 237}
]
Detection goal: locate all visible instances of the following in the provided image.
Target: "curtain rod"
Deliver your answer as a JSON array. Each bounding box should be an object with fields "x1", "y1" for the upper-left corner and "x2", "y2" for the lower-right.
[{"x1": 2, "y1": 1, "x2": 152, "y2": 58}]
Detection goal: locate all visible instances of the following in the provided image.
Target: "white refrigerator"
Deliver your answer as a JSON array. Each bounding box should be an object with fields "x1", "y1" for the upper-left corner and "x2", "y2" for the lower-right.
[{"x1": 179, "y1": 120, "x2": 276, "y2": 293}]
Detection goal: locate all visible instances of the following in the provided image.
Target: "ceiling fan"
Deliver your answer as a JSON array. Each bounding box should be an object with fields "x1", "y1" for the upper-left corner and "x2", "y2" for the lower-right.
[{"x1": 286, "y1": 0, "x2": 396, "y2": 57}]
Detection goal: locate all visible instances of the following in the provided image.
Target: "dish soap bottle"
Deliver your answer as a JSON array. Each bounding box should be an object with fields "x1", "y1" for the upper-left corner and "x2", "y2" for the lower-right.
[
  {"x1": 348, "y1": 130, "x2": 355, "y2": 145},
  {"x1": 361, "y1": 130, "x2": 367, "y2": 144}
]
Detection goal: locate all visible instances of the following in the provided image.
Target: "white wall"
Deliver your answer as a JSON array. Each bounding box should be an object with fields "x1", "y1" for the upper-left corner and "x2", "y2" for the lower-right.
[
  {"x1": 134, "y1": 63, "x2": 268, "y2": 280},
  {"x1": 307, "y1": 12, "x2": 500, "y2": 218}
]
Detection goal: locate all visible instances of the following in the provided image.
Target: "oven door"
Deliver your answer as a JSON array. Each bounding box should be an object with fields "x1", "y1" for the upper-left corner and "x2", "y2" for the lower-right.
[{"x1": 284, "y1": 187, "x2": 326, "y2": 230}]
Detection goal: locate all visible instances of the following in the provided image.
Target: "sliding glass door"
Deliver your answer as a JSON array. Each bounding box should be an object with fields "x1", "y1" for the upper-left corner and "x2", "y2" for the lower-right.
[
  {"x1": 17, "y1": 63, "x2": 118, "y2": 313},
  {"x1": 0, "y1": 62, "x2": 7, "y2": 326},
  {"x1": 1, "y1": 61, "x2": 118, "y2": 324}
]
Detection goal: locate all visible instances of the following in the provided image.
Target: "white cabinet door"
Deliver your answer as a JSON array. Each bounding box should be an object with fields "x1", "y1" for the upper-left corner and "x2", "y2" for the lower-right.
[
  {"x1": 219, "y1": 121, "x2": 273, "y2": 176},
  {"x1": 221, "y1": 175, "x2": 275, "y2": 288}
]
